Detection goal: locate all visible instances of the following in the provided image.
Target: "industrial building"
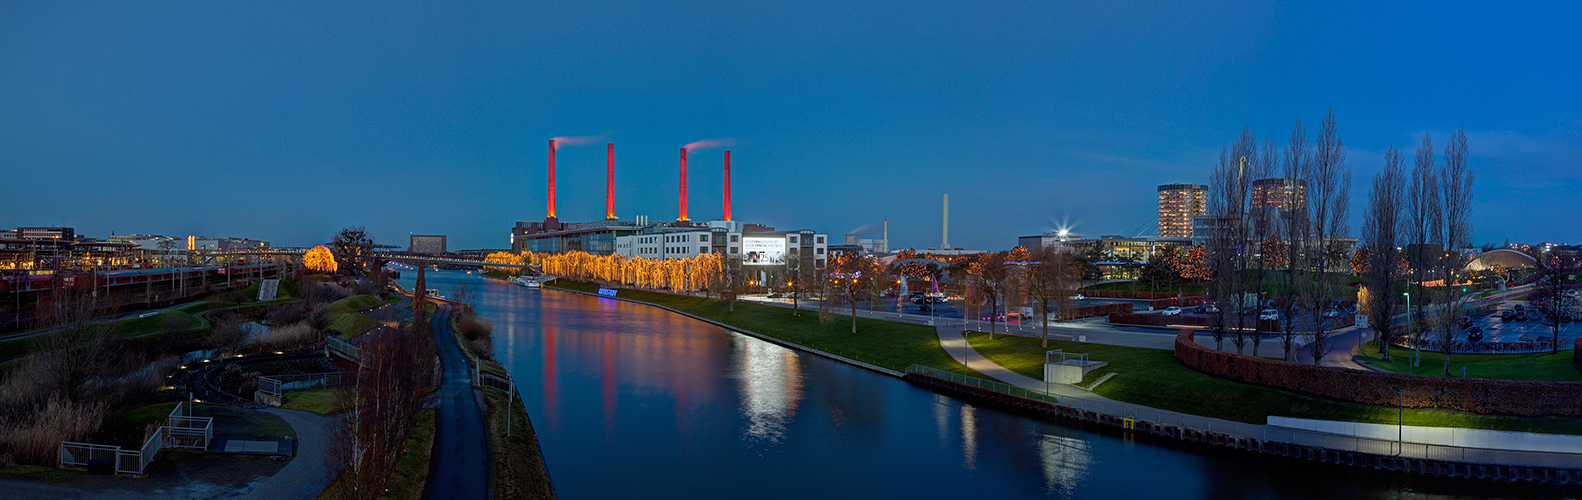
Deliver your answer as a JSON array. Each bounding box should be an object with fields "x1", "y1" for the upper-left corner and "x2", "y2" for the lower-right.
[{"x1": 409, "y1": 235, "x2": 448, "y2": 254}]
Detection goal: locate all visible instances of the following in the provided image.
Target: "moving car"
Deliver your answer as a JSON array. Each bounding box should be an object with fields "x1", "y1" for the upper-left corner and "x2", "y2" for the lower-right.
[
  {"x1": 1500, "y1": 310, "x2": 1515, "y2": 321},
  {"x1": 1259, "y1": 309, "x2": 1280, "y2": 321},
  {"x1": 1070, "y1": 294, "x2": 1086, "y2": 301},
  {"x1": 767, "y1": 292, "x2": 784, "y2": 298},
  {"x1": 1162, "y1": 306, "x2": 1182, "y2": 316},
  {"x1": 1515, "y1": 310, "x2": 1528, "y2": 321},
  {"x1": 919, "y1": 304, "x2": 934, "y2": 312},
  {"x1": 1459, "y1": 316, "x2": 1473, "y2": 328},
  {"x1": 1467, "y1": 326, "x2": 1484, "y2": 342},
  {"x1": 1201, "y1": 304, "x2": 1221, "y2": 314}
]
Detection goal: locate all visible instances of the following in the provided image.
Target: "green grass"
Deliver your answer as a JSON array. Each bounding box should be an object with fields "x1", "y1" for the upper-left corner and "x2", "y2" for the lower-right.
[
  {"x1": 321, "y1": 295, "x2": 385, "y2": 317},
  {"x1": 482, "y1": 389, "x2": 555, "y2": 500},
  {"x1": 326, "y1": 313, "x2": 381, "y2": 339},
  {"x1": 0, "y1": 464, "x2": 85, "y2": 483},
  {"x1": 1357, "y1": 343, "x2": 1582, "y2": 382},
  {"x1": 115, "y1": 310, "x2": 202, "y2": 335},
  {"x1": 281, "y1": 388, "x2": 342, "y2": 415},
  {"x1": 381, "y1": 409, "x2": 437, "y2": 500},
  {"x1": 548, "y1": 280, "x2": 982, "y2": 376},
  {"x1": 964, "y1": 332, "x2": 1582, "y2": 434}
]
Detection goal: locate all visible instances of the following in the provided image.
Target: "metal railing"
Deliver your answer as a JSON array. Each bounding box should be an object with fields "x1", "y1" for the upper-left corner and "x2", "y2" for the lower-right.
[
  {"x1": 257, "y1": 372, "x2": 349, "y2": 397},
  {"x1": 58, "y1": 401, "x2": 218, "y2": 475},
  {"x1": 905, "y1": 364, "x2": 1058, "y2": 404},
  {"x1": 326, "y1": 336, "x2": 363, "y2": 363}
]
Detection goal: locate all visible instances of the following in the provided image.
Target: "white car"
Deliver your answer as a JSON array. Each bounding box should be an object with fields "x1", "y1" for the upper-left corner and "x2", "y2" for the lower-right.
[
  {"x1": 1070, "y1": 294, "x2": 1086, "y2": 301},
  {"x1": 1162, "y1": 306, "x2": 1182, "y2": 316},
  {"x1": 1258, "y1": 309, "x2": 1279, "y2": 321}
]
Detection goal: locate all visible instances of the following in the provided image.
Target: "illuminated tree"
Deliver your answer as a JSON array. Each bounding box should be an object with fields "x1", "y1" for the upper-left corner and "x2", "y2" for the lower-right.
[
  {"x1": 304, "y1": 245, "x2": 338, "y2": 274},
  {"x1": 1176, "y1": 245, "x2": 1211, "y2": 282},
  {"x1": 484, "y1": 251, "x2": 525, "y2": 273}
]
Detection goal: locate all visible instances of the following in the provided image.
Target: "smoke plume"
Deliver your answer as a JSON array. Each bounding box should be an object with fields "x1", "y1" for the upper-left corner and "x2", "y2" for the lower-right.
[
  {"x1": 551, "y1": 135, "x2": 604, "y2": 147},
  {"x1": 684, "y1": 138, "x2": 736, "y2": 150}
]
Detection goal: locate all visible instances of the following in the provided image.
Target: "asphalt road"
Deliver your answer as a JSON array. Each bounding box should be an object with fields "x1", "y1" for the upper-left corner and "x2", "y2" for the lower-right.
[{"x1": 425, "y1": 304, "x2": 489, "y2": 500}]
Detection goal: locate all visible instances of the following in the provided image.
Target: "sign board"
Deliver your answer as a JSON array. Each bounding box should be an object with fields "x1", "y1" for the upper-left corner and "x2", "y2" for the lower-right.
[
  {"x1": 1355, "y1": 314, "x2": 1368, "y2": 330},
  {"x1": 62, "y1": 276, "x2": 76, "y2": 287},
  {"x1": 742, "y1": 237, "x2": 785, "y2": 265},
  {"x1": 597, "y1": 288, "x2": 619, "y2": 298}
]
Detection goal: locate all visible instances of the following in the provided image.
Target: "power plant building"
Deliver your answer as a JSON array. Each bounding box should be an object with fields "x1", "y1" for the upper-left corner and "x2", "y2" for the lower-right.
[{"x1": 1156, "y1": 184, "x2": 1207, "y2": 238}]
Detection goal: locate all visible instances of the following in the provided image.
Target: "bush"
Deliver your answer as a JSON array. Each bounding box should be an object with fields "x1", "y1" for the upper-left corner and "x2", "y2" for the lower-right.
[
  {"x1": 267, "y1": 304, "x2": 308, "y2": 326},
  {"x1": 257, "y1": 321, "x2": 320, "y2": 348},
  {"x1": 0, "y1": 397, "x2": 108, "y2": 465},
  {"x1": 1175, "y1": 329, "x2": 1582, "y2": 416},
  {"x1": 458, "y1": 313, "x2": 494, "y2": 360}
]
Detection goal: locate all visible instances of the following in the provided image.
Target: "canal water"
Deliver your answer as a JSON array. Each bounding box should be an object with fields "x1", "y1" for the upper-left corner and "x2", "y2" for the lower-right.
[{"x1": 398, "y1": 269, "x2": 1557, "y2": 499}]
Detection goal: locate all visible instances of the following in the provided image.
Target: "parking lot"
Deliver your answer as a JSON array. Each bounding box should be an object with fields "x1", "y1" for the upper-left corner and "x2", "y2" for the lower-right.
[{"x1": 1461, "y1": 299, "x2": 1580, "y2": 343}]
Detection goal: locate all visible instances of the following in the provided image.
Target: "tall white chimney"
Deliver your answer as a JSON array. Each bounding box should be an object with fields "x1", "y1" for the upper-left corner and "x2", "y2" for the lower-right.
[{"x1": 942, "y1": 194, "x2": 950, "y2": 249}]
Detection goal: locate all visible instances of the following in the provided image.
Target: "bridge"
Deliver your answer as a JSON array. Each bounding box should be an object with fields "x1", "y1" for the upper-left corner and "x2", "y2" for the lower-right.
[{"x1": 208, "y1": 249, "x2": 540, "y2": 270}]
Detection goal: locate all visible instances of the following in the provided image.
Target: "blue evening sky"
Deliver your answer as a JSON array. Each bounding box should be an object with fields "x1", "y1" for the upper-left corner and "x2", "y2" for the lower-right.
[{"x1": 2, "y1": 1, "x2": 1579, "y2": 250}]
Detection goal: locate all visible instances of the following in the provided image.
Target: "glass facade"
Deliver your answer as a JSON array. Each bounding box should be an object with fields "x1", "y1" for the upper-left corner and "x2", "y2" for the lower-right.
[{"x1": 1156, "y1": 183, "x2": 1207, "y2": 238}]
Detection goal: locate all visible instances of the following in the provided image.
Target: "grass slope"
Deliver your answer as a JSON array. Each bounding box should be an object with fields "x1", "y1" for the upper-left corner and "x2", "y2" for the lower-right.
[
  {"x1": 1357, "y1": 343, "x2": 1582, "y2": 382},
  {"x1": 550, "y1": 280, "x2": 980, "y2": 376},
  {"x1": 281, "y1": 388, "x2": 342, "y2": 415},
  {"x1": 965, "y1": 332, "x2": 1582, "y2": 434}
]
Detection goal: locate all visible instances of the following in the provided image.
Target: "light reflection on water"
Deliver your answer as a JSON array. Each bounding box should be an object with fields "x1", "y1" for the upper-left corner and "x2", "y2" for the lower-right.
[{"x1": 392, "y1": 269, "x2": 1569, "y2": 500}]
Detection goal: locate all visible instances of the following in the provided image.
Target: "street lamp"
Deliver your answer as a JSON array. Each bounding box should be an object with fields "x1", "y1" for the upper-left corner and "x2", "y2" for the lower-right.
[
  {"x1": 1397, "y1": 389, "x2": 1405, "y2": 456},
  {"x1": 1404, "y1": 291, "x2": 1418, "y2": 371}
]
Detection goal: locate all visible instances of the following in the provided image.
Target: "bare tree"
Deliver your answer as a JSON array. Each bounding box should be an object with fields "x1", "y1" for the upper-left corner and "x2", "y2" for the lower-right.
[
  {"x1": 967, "y1": 252, "x2": 1011, "y2": 339},
  {"x1": 1362, "y1": 144, "x2": 1406, "y2": 360},
  {"x1": 1278, "y1": 117, "x2": 1313, "y2": 361},
  {"x1": 824, "y1": 254, "x2": 875, "y2": 334},
  {"x1": 1531, "y1": 255, "x2": 1576, "y2": 353},
  {"x1": 1303, "y1": 108, "x2": 1351, "y2": 365},
  {"x1": 1405, "y1": 132, "x2": 1442, "y2": 368},
  {"x1": 1433, "y1": 127, "x2": 1475, "y2": 375},
  {"x1": 1026, "y1": 247, "x2": 1080, "y2": 347}
]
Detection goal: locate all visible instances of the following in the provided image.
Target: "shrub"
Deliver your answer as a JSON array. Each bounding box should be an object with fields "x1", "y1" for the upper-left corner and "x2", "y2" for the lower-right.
[
  {"x1": 0, "y1": 397, "x2": 108, "y2": 465},
  {"x1": 259, "y1": 321, "x2": 320, "y2": 347}
]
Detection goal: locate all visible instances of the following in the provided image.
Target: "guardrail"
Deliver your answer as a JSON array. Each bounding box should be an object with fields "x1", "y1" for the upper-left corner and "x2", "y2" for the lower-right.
[
  {"x1": 258, "y1": 372, "x2": 349, "y2": 397},
  {"x1": 60, "y1": 401, "x2": 215, "y2": 475},
  {"x1": 326, "y1": 337, "x2": 363, "y2": 363},
  {"x1": 904, "y1": 364, "x2": 1058, "y2": 404}
]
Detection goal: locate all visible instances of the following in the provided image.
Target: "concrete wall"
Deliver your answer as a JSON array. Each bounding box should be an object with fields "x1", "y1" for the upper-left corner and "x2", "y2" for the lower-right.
[{"x1": 1269, "y1": 416, "x2": 1582, "y2": 455}]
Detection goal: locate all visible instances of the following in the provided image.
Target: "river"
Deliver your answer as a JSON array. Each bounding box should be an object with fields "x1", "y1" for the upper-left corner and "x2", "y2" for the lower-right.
[{"x1": 397, "y1": 269, "x2": 1556, "y2": 499}]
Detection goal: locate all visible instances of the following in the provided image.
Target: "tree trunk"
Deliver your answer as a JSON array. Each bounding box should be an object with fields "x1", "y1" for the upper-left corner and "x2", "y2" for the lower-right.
[{"x1": 850, "y1": 300, "x2": 857, "y2": 334}]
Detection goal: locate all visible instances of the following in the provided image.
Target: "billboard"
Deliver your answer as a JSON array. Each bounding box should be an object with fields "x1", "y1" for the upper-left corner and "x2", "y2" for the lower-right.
[{"x1": 742, "y1": 237, "x2": 786, "y2": 265}]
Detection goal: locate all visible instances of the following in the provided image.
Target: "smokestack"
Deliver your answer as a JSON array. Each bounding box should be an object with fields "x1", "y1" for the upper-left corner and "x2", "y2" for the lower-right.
[
  {"x1": 942, "y1": 194, "x2": 950, "y2": 249},
  {"x1": 678, "y1": 147, "x2": 689, "y2": 222},
  {"x1": 723, "y1": 150, "x2": 732, "y2": 221},
  {"x1": 605, "y1": 142, "x2": 616, "y2": 219},
  {"x1": 547, "y1": 139, "x2": 557, "y2": 219},
  {"x1": 884, "y1": 219, "x2": 888, "y2": 252}
]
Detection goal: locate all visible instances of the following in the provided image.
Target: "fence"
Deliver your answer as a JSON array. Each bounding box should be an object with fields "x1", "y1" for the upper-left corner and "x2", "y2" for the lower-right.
[
  {"x1": 325, "y1": 336, "x2": 363, "y2": 363},
  {"x1": 257, "y1": 372, "x2": 349, "y2": 397},
  {"x1": 60, "y1": 402, "x2": 214, "y2": 475},
  {"x1": 904, "y1": 365, "x2": 1058, "y2": 404}
]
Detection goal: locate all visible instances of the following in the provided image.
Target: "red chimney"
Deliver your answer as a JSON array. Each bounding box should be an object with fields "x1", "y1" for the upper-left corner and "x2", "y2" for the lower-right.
[
  {"x1": 723, "y1": 150, "x2": 732, "y2": 221},
  {"x1": 547, "y1": 139, "x2": 557, "y2": 219},
  {"x1": 605, "y1": 142, "x2": 616, "y2": 219},
  {"x1": 678, "y1": 147, "x2": 689, "y2": 222}
]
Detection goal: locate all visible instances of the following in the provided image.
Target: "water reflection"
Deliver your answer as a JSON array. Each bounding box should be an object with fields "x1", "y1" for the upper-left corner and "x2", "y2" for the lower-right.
[
  {"x1": 391, "y1": 270, "x2": 1574, "y2": 500},
  {"x1": 733, "y1": 339, "x2": 802, "y2": 445}
]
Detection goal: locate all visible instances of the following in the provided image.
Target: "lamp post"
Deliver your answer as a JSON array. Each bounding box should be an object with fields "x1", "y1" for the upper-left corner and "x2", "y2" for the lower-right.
[
  {"x1": 1397, "y1": 389, "x2": 1404, "y2": 456},
  {"x1": 1404, "y1": 291, "x2": 1417, "y2": 371}
]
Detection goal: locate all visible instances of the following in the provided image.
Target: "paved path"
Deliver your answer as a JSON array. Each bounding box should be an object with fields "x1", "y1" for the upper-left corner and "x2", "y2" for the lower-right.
[
  {"x1": 425, "y1": 304, "x2": 489, "y2": 500},
  {"x1": 239, "y1": 409, "x2": 334, "y2": 500}
]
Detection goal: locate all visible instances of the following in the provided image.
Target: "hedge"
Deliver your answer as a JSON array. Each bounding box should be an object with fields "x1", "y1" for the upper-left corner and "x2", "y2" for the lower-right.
[{"x1": 1174, "y1": 329, "x2": 1582, "y2": 416}]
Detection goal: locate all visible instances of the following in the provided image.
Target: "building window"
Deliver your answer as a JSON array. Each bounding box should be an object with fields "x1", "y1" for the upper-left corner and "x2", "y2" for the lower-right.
[
  {"x1": 816, "y1": 248, "x2": 825, "y2": 255},
  {"x1": 730, "y1": 235, "x2": 739, "y2": 243},
  {"x1": 699, "y1": 246, "x2": 708, "y2": 253},
  {"x1": 789, "y1": 236, "x2": 798, "y2": 243},
  {"x1": 699, "y1": 234, "x2": 708, "y2": 242},
  {"x1": 730, "y1": 247, "x2": 739, "y2": 254},
  {"x1": 815, "y1": 236, "x2": 824, "y2": 244}
]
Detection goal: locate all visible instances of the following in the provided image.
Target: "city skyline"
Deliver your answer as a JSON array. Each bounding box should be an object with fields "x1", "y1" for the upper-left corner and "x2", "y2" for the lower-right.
[{"x1": 4, "y1": 2, "x2": 1582, "y2": 250}]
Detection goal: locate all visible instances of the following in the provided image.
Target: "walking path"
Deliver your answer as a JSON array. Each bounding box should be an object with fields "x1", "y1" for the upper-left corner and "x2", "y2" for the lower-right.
[
  {"x1": 424, "y1": 304, "x2": 489, "y2": 500},
  {"x1": 238, "y1": 409, "x2": 334, "y2": 500}
]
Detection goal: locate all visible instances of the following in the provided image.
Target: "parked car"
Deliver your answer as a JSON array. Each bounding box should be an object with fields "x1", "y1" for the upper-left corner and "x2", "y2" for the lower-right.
[
  {"x1": 767, "y1": 292, "x2": 784, "y2": 298},
  {"x1": 1162, "y1": 306, "x2": 1182, "y2": 316},
  {"x1": 1515, "y1": 304, "x2": 1525, "y2": 311},
  {"x1": 1069, "y1": 294, "x2": 1086, "y2": 301},
  {"x1": 1259, "y1": 309, "x2": 1280, "y2": 321},
  {"x1": 1322, "y1": 309, "x2": 1342, "y2": 318},
  {"x1": 1515, "y1": 310, "x2": 1528, "y2": 321},
  {"x1": 919, "y1": 304, "x2": 934, "y2": 312},
  {"x1": 1501, "y1": 310, "x2": 1514, "y2": 320},
  {"x1": 1459, "y1": 316, "x2": 1473, "y2": 328},
  {"x1": 1188, "y1": 305, "x2": 1206, "y2": 314},
  {"x1": 1467, "y1": 327, "x2": 1484, "y2": 342},
  {"x1": 1201, "y1": 304, "x2": 1221, "y2": 314}
]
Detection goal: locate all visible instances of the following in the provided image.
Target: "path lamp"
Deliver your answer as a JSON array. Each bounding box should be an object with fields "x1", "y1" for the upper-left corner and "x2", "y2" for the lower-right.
[
  {"x1": 1404, "y1": 291, "x2": 1418, "y2": 371},
  {"x1": 1397, "y1": 389, "x2": 1405, "y2": 456}
]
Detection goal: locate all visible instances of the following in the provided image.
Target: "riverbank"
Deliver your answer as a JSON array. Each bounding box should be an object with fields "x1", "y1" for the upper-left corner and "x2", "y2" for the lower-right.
[{"x1": 545, "y1": 280, "x2": 983, "y2": 378}]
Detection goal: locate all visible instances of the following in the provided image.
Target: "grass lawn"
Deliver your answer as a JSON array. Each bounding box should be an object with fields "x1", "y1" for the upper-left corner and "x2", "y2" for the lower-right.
[
  {"x1": 0, "y1": 464, "x2": 82, "y2": 483},
  {"x1": 482, "y1": 389, "x2": 555, "y2": 500},
  {"x1": 322, "y1": 295, "x2": 385, "y2": 317},
  {"x1": 1357, "y1": 343, "x2": 1582, "y2": 382},
  {"x1": 281, "y1": 388, "x2": 342, "y2": 415},
  {"x1": 116, "y1": 310, "x2": 202, "y2": 336},
  {"x1": 964, "y1": 332, "x2": 1582, "y2": 434},
  {"x1": 381, "y1": 409, "x2": 437, "y2": 500},
  {"x1": 548, "y1": 280, "x2": 983, "y2": 376},
  {"x1": 326, "y1": 313, "x2": 381, "y2": 339}
]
